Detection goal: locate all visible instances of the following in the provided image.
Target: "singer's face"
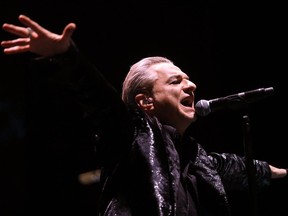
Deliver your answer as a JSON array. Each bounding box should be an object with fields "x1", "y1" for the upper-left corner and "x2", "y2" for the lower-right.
[{"x1": 148, "y1": 62, "x2": 197, "y2": 135}]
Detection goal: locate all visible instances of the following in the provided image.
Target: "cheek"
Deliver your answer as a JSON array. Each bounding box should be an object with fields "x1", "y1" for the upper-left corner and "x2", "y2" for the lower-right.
[
  {"x1": 154, "y1": 98, "x2": 179, "y2": 116},
  {"x1": 153, "y1": 88, "x2": 181, "y2": 110},
  {"x1": 155, "y1": 89, "x2": 179, "y2": 101},
  {"x1": 155, "y1": 95, "x2": 177, "y2": 108}
]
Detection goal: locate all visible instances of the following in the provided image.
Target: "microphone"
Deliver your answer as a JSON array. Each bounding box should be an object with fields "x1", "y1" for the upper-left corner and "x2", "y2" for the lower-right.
[{"x1": 195, "y1": 87, "x2": 274, "y2": 116}]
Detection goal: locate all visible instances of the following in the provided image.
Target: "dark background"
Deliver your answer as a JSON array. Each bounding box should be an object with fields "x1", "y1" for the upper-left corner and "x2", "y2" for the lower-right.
[{"x1": 1, "y1": 1, "x2": 287, "y2": 215}]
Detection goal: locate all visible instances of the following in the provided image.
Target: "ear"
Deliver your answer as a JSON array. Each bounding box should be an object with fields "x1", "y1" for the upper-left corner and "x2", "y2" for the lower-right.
[{"x1": 135, "y1": 94, "x2": 154, "y2": 111}]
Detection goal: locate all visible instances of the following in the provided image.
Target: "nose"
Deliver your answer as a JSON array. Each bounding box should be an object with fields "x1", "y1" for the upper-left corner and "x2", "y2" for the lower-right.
[{"x1": 183, "y1": 80, "x2": 197, "y2": 92}]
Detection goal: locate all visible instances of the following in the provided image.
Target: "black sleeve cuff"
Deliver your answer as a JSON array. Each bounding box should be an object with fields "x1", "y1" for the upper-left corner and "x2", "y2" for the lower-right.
[{"x1": 32, "y1": 40, "x2": 79, "y2": 67}]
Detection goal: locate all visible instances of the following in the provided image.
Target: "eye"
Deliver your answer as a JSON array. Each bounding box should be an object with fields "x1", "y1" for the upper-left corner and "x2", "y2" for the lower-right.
[{"x1": 170, "y1": 80, "x2": 181, "y2": 84}]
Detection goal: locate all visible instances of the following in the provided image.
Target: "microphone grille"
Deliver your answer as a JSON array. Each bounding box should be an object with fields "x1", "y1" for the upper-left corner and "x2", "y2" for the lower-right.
[{"x1": 195, "y1": 100, "x2": 211, "y2": 116}]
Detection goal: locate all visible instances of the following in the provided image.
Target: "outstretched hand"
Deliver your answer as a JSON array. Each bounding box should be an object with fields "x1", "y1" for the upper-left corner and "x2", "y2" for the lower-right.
[{"x1": 1, "y1": 14, "x2": 76, "y2": 57}]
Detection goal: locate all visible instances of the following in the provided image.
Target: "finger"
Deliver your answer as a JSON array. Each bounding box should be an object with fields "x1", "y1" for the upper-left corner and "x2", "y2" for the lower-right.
[
  {"x1": 1, "y1": 38, "x2": 30, "y2": 48},
  {"x1": 2, "y1": 23, "x2": 30, "y2": 38},
  {"x1": 18, "y1": 14, "x2": 50, "y2": 36},
  {"x1": 62, "y1": 23, "x2": 77, "y2": 40},
  {"x1": 3, "y1": 45, "x2": 30, "y2": 55}
]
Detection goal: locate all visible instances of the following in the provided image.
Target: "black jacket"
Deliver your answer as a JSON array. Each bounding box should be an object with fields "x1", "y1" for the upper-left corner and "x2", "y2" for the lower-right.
[
  {"x1": 30, "y1": 43, "x2": 271, "y2": 216},
  {"x1": 98, "y1": 111, "x2": 271, "y2": 216}
]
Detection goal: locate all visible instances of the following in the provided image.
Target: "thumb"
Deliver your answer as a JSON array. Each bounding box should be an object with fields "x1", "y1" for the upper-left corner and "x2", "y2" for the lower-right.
[{"x1": 62, "y1": 23, "x2": 77, "y2": 40}]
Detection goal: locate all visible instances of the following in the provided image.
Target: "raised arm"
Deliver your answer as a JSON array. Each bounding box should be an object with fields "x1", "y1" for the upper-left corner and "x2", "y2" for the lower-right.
[{"x1": 1, "y1": 14, "x2": 76, "y2": 57}]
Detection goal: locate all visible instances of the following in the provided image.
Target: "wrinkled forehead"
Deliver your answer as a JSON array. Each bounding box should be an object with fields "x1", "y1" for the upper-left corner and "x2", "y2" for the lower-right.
[{"x1": 149, "y1": 62, "x2": 187, "y2": 79}]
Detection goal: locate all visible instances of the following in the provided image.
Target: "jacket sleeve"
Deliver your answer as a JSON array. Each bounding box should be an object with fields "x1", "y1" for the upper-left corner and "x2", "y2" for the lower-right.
[
  {"x1": 30, "y1": 41, "x2": 134, "y2": 168},
  {"x1": 208, "y1": 152, "x2": 271, "y2": 191}
]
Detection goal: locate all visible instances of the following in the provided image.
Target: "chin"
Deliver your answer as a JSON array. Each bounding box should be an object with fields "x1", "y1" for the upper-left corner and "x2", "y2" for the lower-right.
[{"x1": 185, "y1": 112, "x2": 197, "y2": 122}]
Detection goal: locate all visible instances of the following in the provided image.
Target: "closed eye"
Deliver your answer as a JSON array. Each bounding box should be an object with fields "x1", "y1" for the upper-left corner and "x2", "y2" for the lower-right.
[{"x1": 170, "y1": 80, "x2": 181, "y2": 84}]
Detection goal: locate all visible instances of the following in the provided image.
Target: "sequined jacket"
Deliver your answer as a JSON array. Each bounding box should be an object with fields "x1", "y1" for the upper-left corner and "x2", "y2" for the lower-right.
[{"x1": 97, "y1": 111, "x2": 271, "y2": 216}]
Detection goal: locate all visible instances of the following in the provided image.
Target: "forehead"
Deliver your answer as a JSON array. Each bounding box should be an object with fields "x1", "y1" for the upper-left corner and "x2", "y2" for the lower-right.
[{"x1": 150, "y1": 62, "x2": 187, "y2": 78}]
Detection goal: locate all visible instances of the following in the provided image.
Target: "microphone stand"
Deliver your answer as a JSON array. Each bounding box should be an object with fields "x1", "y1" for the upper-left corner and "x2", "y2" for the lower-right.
[{"x1": 242, "y1": 114, "x2": 258, "y2": 216}]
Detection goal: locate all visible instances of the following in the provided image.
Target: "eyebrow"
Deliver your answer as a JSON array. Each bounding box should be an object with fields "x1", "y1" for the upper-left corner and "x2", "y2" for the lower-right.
[{"x1": 167, "y1": 74, "x2": 190, "y2": 82}]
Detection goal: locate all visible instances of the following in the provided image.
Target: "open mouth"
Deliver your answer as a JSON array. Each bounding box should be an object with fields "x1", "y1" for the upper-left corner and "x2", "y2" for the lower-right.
[{"x1": 181, "y1": 97, "x2": 193, "y2": 107}]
